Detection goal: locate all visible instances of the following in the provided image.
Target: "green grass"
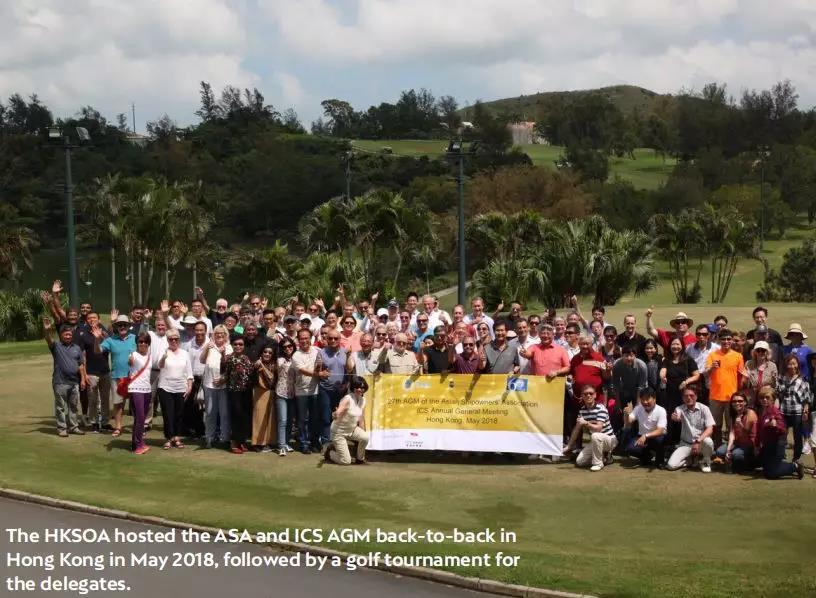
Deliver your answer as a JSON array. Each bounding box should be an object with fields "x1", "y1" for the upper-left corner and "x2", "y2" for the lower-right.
[
  {"x1": 2, "y1": 352, "x2": 815, "y2": 597},
  {"x1": 351, "y1": 140, "x2": 675, "y2": 190}
]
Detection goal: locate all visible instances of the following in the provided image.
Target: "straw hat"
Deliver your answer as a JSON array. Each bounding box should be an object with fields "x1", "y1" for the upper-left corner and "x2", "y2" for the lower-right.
[
  {"x1": 669, "y1": 312, "x2": 693, "y2": 327},
  {"x1": 753, "y1": 341, "x2": 770, "y2": 352},
  {"x1": 785, "y1": 323, "x2": 808, "y2": 340},
  {"x1": 113, "y1": 315, "x2": 131, "y2": 325}
]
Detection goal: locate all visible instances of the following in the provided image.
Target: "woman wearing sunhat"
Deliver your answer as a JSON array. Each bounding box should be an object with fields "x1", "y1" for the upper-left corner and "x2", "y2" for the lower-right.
[
  {"x1": 742, "y1": 340, "x2": 779, "y2": 408},
  {"x1": 783, "y1": 323, "x2": 813, "y2": 380}
]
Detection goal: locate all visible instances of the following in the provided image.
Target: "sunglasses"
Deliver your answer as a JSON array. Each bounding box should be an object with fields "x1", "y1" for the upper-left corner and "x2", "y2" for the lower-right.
[
  {"x1": 233, "y1": 342, "x2": 245, "y2": 346},
  {"x1": 462, "y1": 343, "x2": 475, "y2": 347},
  {"x1": 168, "y1": 337, "x2": 180, "y2": 342},
  {"x1": 696, "y1": 331, "x2": 709, "y2": 336},
  {"x1": 137, "y1": 341, "x2": 149, "y2": 345},
  {"x1": 376, "y1": 333, "x2": 387, "y2": 336},
  {"x1": 417, "y1": 319, "x2": 429, "y2": 323}
]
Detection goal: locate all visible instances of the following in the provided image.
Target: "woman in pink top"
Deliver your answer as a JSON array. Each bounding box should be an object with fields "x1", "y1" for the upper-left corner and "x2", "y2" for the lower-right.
[{"x1": 755, "y1": 386, "x2": 804, "y2": 479}]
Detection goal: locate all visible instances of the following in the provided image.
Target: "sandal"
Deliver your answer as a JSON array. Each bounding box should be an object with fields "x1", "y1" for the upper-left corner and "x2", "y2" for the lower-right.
[
  {"x1": 111, "y1": 429, "x2": 122, "y2": 438},
  {"x1": 163, "y1": 441, "x2": 172, "y2": 450},
  {"x1": 174, "y1": 440, "x2": 185, "y2": 449}
]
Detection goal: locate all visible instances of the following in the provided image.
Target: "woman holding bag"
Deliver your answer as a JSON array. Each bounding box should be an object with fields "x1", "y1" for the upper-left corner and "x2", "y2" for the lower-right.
[{"x1": 127, "y1": 333, "x2": 153, "y2": 455}]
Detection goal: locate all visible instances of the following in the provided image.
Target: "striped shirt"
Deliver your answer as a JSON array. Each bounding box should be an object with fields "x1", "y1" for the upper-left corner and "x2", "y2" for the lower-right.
[{"x1": 579, "y1": 403, "x2": 614, "y2": 437}]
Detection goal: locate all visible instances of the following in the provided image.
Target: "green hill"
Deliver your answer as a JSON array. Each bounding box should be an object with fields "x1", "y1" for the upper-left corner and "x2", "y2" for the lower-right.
[{"x1": 462, "y1": 84, "x2": 677, "y2": 121}]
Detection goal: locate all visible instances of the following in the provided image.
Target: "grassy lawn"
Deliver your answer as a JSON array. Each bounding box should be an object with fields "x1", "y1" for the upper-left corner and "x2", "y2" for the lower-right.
[
  {"x1": 2, "y1": 347, "x2": 815, "y2": 597},
  {"x1": 351, "y1": 140, "x2": 674, "y2": 190}
]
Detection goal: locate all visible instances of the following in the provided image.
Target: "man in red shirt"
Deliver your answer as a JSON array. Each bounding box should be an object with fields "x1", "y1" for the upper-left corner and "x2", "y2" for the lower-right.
[
  {"x1": 520, "y1": 324, "x2": 570, "y2": 379},
  {"x1": 646, "y1": 307, "x2": 696, "y2": 353}
]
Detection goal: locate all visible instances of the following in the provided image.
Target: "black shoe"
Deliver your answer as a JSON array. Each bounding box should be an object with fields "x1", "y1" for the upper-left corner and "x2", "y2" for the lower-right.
[
  {"x1": 301, "y1": 446, "x2": 311, "y2": 455},
  {"x1": 796, "y1": 461, "x2": 805, "y2": 479}
]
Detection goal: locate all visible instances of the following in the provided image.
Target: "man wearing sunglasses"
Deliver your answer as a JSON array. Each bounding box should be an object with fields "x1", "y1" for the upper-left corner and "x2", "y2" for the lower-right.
[
  {"x1": 685, "y1": 324, "x2": 720, "y2": 405},
  {"x1": 93, "y1": 314, "x2": 136, "y2": 437},
  {"x1": 646, "y1": 308, "x2": 696, "y2": 353}
]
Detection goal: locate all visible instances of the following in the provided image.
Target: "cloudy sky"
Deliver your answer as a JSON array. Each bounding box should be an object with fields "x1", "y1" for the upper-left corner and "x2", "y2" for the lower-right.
[{"x1": 2, "y1": 0, "x2": 815, "y2": 130}]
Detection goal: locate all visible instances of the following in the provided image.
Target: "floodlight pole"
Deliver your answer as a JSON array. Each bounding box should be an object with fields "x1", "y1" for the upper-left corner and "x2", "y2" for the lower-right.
[
  {"x1": 456, "y1": 146, "x2": 466, "y2": 307},
  {"x1": 63, "y1": 136, "x2": 80, "y2": 306}
]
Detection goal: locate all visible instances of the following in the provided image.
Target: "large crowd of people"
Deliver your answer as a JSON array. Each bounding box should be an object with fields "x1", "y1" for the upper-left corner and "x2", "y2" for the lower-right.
[{"x1": 40, "y1": 280, "x2": 814, "y2": 478}]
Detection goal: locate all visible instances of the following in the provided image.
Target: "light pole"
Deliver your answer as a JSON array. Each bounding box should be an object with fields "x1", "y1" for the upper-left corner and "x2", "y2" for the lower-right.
[
  {"x1": 49, "y1": 126, "x2": 90, "y2": 306},
  {"x1": 446, "y1": 139, "x2": 472, "y2": 307},
  {"x1": 758, "y1": 145, "x2": 770, "y2": 252}
]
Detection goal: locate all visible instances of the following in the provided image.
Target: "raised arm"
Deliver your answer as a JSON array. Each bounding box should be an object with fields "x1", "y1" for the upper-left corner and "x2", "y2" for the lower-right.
[
  {"x1": 645, "y1": 306, "x2": 658, "y2": 340},
  {"x1": 43, "y1": 317, "x2": 55, "y2": 349}
]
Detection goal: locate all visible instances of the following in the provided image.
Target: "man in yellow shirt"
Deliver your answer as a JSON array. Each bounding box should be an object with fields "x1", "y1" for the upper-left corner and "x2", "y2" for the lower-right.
[{"x1": 705, "y1": 328, "x2": 744, "y2": 448}]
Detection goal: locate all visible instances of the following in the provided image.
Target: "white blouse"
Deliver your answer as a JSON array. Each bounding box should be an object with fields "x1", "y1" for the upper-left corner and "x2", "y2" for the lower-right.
[{"x1": 158, "y1": 348, "x2": 193, "y2": 394}]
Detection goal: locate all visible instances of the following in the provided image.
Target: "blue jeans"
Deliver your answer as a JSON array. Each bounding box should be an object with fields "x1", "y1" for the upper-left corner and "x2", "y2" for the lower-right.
[
  {"x1": 204, "y1": 387, "x2": 230, "y2": 443},
  {"x1": 715, "y1": 444, "x2": 756, "y2": 473},
  {"x1": 296, "y1": 394, "x2": 318, "y2": 451},
  {"x1": 761, "y1": 437, "x2": 796, "y2": 479},
  {"x1": 318, "y1": 386, "x2": 344, "y2": 446},
  {"x1": 625, "y1": 434, "x2": 666, "y2": 466},
  {"x1": 275, "y1": 395, "x2": 296, "y2": 449}
]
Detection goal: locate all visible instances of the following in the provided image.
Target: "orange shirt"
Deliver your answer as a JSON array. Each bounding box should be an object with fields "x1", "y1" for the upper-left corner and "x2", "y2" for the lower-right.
[{"x1": 706, "y1": 349, "x2": 744, "y2": 403}]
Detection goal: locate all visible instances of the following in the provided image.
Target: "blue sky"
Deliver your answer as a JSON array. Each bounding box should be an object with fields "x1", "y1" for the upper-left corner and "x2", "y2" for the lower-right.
[{"x1": 1, "y1": 0, "x2": 815, "y2": 130}]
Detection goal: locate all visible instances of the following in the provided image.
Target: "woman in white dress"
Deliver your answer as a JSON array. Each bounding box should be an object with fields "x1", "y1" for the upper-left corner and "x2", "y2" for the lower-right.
[{"x1": 324, "y1": 376, "x2": 369, "y2": 465}]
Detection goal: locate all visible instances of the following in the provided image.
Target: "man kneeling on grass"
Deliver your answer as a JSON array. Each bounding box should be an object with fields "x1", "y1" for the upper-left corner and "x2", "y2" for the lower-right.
[
  {"x1": 624, "y1": 388, "x2": 667, "y2": 467},
  {"x1": 667, "y1": 386, "x2": 715, "y2": 473},
  {"x1": 564, "y1": 385, "x2": 617, "y2": 472}
]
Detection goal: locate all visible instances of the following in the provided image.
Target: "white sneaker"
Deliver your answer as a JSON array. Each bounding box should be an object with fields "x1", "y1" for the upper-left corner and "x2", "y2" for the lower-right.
[
  {"x1": 278, "y1": 448, "x2": 287, "y2": 457},
  {"x1": 701, "y1": 464, "x2": 712, "y2": 473},
  {"x1": 590, "y1": 464, "x2": 603, "y2": 472},
  {"x1": 285, "y1": 444, "x2": 295, "y2": 453}
]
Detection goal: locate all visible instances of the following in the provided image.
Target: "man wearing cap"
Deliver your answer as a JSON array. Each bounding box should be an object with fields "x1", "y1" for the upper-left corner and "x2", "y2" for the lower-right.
[
  {"x1": 93, "y1": 314, "x2": 136, "y2": 437},
  {"x1": 179, "y1": 314, "x2": 199, "y2": 344},
  {"x1": 705, "y1": 329, "x2": 744, "y2": 447},
  {"x1": 385, "y1": 299, "x2": 402, "y2": 330},
  {"x1": 783, "y1": 323, "x2": 813, "y2": 379},
  {"x1": 645, "y1": 307, "x2": 696, "y2": 353},
  {"x1": 745, "y1": 306, "x2": 784, "y2": 347},
  {"x1": 277, "y1": 315, "x2": 299, "y2": 346}
]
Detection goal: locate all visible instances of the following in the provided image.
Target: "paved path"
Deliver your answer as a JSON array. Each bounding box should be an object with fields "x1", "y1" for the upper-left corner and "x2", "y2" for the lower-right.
[{"x1": 0, "y1": 498, "x2": 485, "y2": 597}]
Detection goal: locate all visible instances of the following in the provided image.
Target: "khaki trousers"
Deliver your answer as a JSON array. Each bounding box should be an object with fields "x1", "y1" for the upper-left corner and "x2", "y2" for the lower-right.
[
  {"x1": 576, "y1": 433, "x2": 617, "y2": 468},
  {"x1": 330, "y1": 427, "x2": 369, "y2": 465}
]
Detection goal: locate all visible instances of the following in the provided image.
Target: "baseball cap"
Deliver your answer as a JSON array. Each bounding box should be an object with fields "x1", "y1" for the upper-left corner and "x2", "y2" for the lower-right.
[
  {"x1": 377, "y1": 308, "x2": 389, "y2": 317},
  {"x1": 387, "y1": 299, "x2": 399, "y2": 309}
]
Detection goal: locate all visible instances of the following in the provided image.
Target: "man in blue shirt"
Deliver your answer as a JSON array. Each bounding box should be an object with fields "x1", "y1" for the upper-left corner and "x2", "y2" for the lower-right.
[
  {"x1": 44, "y1": 317, "x2": 86, "y2": 437},
  {"x1": 93, "y1": 315, "x2": 136, "y2": 437},
  {"x1": 317, "y1": 331, "x2": 348, "y2": 447}
]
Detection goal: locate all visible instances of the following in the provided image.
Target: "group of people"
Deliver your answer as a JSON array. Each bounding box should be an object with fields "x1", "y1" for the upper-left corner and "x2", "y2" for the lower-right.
[{"x1": 42, "y1": 279, "x2": 815, "y2": 478}]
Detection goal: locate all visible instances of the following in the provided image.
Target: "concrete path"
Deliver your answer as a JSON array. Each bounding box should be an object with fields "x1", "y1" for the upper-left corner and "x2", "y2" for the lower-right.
[{"x1": 0, "y1": 497, "x2": 485, "y2": 597}]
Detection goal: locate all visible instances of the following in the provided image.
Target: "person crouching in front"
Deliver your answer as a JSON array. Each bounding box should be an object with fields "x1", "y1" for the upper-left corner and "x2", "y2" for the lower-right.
[
  {"x1": 323, "y1": 376, "x2": 369, "y2": 465},
  {"x1": 563, "y1": 384, "x2": 617, "y2": 471}
]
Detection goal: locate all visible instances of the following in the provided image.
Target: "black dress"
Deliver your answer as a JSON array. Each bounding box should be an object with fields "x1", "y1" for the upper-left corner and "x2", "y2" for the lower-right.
[{"x1": 660, "y1": 356, "x2": 699, "y2": 443}]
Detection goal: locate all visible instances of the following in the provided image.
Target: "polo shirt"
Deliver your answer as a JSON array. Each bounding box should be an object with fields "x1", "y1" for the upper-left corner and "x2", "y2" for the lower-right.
[
  {"x1": 579, "y1": 403, "x2": 614, "y2": 436},
  {"x1": 292, "y1": 347, "x2": 320, "y2": 396},
  {"x1": 76, "y1": 326, "x2": 110, "y2": 376},
  {"x1": 100, "y1": 334, "x2": 137, "y2": 379},
  {"x1": 629, "y1": 404, "x2": 667, "y2": 435},
  {"x1": 412, "y1": 330, "x2": 433, "y2": 352},
  {"x1": 675, "y1": 402, "x2": 716, "y2": 443},
  {"x1": 453, "y1": 352, "x2": 481, "y2": 374},
  {"x1": 483, "y1": 340, "x2": 520, "y2": 374},
  {"x1": 705, "y1": 349, "x2": 744, "y2": 403},
  {"x1": 615, "y1": 331, "x2": 647, "y2": 361},
  {"x1": 423, "y1": 345, "x2": 450, "y2": 374},
  {"x1": 50, "y1": 342, "x2": 84, "y2": 385},
  {"x1": 517, "y1": 336, "x2": 540, "y2": 374},
  {"x1": 686, "y1": 342, "x2": 720, "y2": 387},
  {"x1": 527, "y1": 343, "x2": 570, "y2": 376}
]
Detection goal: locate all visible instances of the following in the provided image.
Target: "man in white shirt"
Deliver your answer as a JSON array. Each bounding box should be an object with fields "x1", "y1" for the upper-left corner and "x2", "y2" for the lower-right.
[
  {"x1": 146, "y1": 317, "x2": 170, "y2": 430},
  {"x1": 515, "y1": 318, "x2": 540, "y2": 374},
  {"x1": 685, "y1": 323, "x2": 719, "y2": 402},
  {"x1": 624, "y1": 388, "x2": 667, "y2": 468},
  {"x1": 190, "y1": 299, "x2": 213, "y2": 334},
  {"x1": 463, "y1": 296, "x2": 494, "y2": 336}
]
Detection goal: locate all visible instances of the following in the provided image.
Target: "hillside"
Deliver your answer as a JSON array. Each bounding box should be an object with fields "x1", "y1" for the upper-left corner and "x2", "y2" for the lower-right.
[{"x1": 462, "y1": 84, "x2": 677, "y2": 121}]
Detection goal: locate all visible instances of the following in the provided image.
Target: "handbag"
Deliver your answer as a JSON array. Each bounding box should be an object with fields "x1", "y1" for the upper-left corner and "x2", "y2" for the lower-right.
[{"x1": 116, "y1": 354, "x2": 151, "y2": 398}]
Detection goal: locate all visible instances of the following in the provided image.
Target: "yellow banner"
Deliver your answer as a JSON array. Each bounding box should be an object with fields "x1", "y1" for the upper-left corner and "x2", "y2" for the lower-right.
[{"x1": 366, "y1": 374, "x2": 564, "y2": 454}]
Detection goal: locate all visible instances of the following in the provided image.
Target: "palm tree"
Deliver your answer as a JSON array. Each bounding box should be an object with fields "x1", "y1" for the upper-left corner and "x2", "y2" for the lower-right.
[{"x1": 0, "y1": 224, "x2": 37, "y2": 283}]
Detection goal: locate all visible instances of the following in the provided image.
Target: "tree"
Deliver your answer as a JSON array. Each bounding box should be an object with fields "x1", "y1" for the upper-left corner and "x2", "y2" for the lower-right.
[
  {"x1": 558, "y1": 144, "x2": 609, "y2": 182},
  {"x1": 0, "y1": 205, "x2": 38, "y2": 282},
  {"x1": 195, "y1": 81, "x2": 221, "y2": 122},
  {"x1": 321, "y1": 99, "x2": 357, "y2": 138},
  {"x1": 438, "y1": 95, "x2": 461, "y2": 131},
  {"x1": 698, "y1": 204, "x2": 756, "y2": 303},
  {"x1": 281, "y1": 108, "x2": 305, "y2": 134},
  {"x1": 758, "y1": 238, "x2": 816, "y2": 302},
  {"x1": 651, "y1": 211, "x2": 705, "y2": 303}
]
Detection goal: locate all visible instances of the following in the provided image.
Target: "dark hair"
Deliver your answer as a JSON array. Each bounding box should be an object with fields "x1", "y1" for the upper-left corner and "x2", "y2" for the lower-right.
[
  {"x1": 493, "y1": 321, "x2": 506, "y2": 331},
  {"x1": 728, "y1": 392, "x2": 749, "y2": 423},
  {"x1": 297, "y1": 329, "x2": 311, "y2": 339},
  {"x1": 621, "y1": 345, "x2": 635, "y2": 355},
  {"x1": 639, "y1": 387, "x2": 656, "y2": 400},
  {"x1": 714, "y1": 314, "x2": 728, "y2": 324},
  {"x1": 752, "y1": 306, "x2": 768, "y2": 317},
  {"x1": 224, "y1": 313, "x2": 238, "y2": 322},
  {"x1": 349, "y1": 376, "x2": 369, "y2": 394},
  {"x1": 193, "y1": 321, "x2": 207, "y2": 331},
  {"x1": 643, "y1": 339, "x2": 659, "y2": 355},
  {"x1": 136, "y1": 332, "x2": 151, "y2": 346},
  {"x1": 696, "y1": 324, "x2": 710, "y2": 334},
  {"x1": 433, "y1": 325, "x2": 446, "y2": 335},
  {"x1": 592, "y1": 305, "x2": 606, "y2": 314},
  {"x1": 565, "y1": 324, "x2": 580, "y2": 334},
  {"x1": 682, "y1": 384, "x2": 699, "y2": 396},
  {"x1": 262, "y1": 309, "x2": 276, "y2": 316},
  {"x1": 603, "y1": 325, "x2": 618, "y2": 337},
  {"x1": 717, "y1": 328, "x2": 732, "y2": 339},
  {"x1": 407, "y1": 292, "x2": 419, "y2": 300},
  {"x1": 58, "y1": 324, "x2": 74, "y2": 335}
]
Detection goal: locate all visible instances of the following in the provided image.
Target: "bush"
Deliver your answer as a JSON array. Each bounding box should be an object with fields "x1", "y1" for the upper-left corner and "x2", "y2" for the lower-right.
[
  {"x1": 0, "y1": 289, "x2": 48, "y2": 341},
  {"x1": 757, "y1": 238, "x2": 816, "y2": 302}
]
